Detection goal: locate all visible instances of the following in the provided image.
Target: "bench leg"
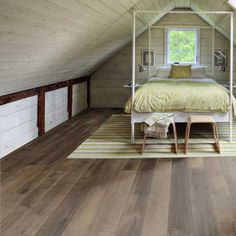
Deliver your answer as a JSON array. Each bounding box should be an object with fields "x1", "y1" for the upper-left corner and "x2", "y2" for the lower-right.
[
  {"x1": 212, "y1": 123, "x2": 221, "y2": 153},
  {"x1": 185, "y1": 121, "x2": 191, "y2": 154},
  {"x1": 141, "y1": 134, "x2": 147, "y2": 154},
  {"x1": 172, "y1": 122, "x2": 178, "y2": 154}
]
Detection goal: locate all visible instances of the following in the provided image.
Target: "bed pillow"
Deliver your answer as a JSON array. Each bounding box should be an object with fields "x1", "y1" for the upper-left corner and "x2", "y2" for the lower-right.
[
  {"x1": 169, "y1": 64, "x2": 192, "y2": 79},
  {"x1": 191, "y1": 66, "x2": 208, "y2": 78},
  {"x1": 155, "y1": 66, "x2": 171, "y2": 78}
]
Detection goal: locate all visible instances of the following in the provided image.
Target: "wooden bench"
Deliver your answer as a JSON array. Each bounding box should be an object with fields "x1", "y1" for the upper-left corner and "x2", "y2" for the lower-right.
[
  {"x1": 142, "y1": 120, "x2": 178, "y2": 154},
  {"x1": 185, "y1": 115, "x2": 220, "y2": 154}
]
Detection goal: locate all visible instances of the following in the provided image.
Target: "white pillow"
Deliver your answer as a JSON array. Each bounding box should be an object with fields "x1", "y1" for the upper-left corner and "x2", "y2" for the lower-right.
[
  {"x1": 191, "y1": 66, "x2": 208, "y2": 78},
  {"x1": 155, "y1": 66, "x2": 171, "y2": 78}
]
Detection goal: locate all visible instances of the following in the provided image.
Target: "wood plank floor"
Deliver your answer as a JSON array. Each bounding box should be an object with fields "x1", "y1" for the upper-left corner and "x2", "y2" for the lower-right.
[{"x1": 1, "y1": 109, "x2": 236, "y2": 236}]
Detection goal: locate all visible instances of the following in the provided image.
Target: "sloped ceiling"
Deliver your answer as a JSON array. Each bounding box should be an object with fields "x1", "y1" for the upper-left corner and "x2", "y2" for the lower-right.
[{"x1": 0, "y1": 0, "x2": 235, "y2": 95}]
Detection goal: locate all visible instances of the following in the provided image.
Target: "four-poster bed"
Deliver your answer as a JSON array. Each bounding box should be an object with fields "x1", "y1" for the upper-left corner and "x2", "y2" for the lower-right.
[{"x1": 130, "y1": 10, "x2": 234, "y2": 143}]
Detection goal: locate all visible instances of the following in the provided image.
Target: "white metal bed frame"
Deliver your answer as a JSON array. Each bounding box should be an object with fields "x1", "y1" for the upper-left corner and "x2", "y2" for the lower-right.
[{"x1": 131, "y1": 10, "x2": 234, "y2": 143}]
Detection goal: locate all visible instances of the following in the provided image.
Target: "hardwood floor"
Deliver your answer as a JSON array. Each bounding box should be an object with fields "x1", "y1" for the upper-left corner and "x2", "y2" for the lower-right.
[{"x1": 1, "y1": 109, "x2": 236, "y2": 236}]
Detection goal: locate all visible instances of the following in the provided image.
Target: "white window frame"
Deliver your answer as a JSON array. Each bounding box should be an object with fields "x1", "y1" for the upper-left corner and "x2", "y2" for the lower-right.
[{"x1": 165, "y1": 27, "x2": 200, "y2": 65}]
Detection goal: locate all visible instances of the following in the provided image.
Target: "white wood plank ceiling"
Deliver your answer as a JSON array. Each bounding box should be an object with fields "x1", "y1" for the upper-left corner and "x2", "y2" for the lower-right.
[{"x1": 0, "y1": 0, "x2": 235, "y2": 95}]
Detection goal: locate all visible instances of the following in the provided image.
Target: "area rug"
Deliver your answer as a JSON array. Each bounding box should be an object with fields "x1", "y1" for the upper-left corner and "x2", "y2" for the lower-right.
[{"x1": 68, "y1": 114, "x2": 236, "y2": 159}]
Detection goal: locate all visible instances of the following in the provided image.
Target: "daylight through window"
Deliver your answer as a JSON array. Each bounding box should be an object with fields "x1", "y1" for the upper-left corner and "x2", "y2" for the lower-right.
[{"x1": 166, "y1": 28, "x2": 199, "y2": 64}]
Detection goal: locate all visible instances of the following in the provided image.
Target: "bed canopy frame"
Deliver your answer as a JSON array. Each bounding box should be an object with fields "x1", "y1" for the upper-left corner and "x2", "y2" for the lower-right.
[{"x1": 131, "y1": 10, "x2": 234, "y2": 143}]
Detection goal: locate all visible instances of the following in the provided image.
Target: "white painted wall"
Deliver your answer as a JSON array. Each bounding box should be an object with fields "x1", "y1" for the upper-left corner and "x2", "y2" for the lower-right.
[
  {"x1": 72, "y1": 82, "x2": 88, "y2": 116},
  {"x1": 91, "y1": 13, "x2": 236, "y2": 108},
  {"x1": 0, "y1": 1, "x2": 234, "y2": 96},
  {"x1": 0, "y1": 0, "x2": 149, "y2": 96},
  {"x1": 0, "y1": 96, "x2": 38, "y2": 159},
  {"x1": 0, "y1": 84, "x2": 88, "y2": 159},
  {"x1": 45, "y1": 87, "x2": 68, "y2": 132}
]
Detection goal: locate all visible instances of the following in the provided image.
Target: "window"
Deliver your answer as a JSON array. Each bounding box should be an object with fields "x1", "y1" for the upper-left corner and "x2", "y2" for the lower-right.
[{"x1": 166, "y1": 28, "x2": 199, "y2": 64}]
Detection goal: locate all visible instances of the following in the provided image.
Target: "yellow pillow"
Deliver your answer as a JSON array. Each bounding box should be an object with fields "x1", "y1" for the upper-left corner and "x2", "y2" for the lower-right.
[{"x1": 169, "y1": 64, "x2": 192, "y2": 78}]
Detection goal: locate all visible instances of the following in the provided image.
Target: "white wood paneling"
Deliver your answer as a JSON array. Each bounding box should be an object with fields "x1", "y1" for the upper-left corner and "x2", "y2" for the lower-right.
[
  {"x1": 0, "y1": 84, "x2": 89, "y2": 158},
  {"x1": 190, "y1": 0, "x2": 236, "y2": 42},
  {"x1": 91, "y1": 13, "x2": 236, "y2": 108},
  {"x1": 0, "y1": 96, "x2": 38, "y2": 159},
  {"x1": 0, "y1": 0, "x2": 145, "y2": 95},
  {"x1": 45, "y1": 87, "x2": 68, "y2": 132},
  {"x1": 0, "y1": 0, "x2": 235, "y2": 96},
  {"x1": 72, "y1": 82, "x2": 88, "y2": 116}
]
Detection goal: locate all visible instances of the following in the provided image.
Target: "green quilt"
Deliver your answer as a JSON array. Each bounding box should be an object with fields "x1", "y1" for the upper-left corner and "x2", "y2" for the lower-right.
[{"x1": 125, "y1": 80, "x2": 236, "y2": 116}]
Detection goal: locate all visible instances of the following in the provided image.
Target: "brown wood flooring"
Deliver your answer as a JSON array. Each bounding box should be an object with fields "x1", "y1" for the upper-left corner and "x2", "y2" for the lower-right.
[{"x1": 1, "y1": 109, "x2": 236, "y2": 236}]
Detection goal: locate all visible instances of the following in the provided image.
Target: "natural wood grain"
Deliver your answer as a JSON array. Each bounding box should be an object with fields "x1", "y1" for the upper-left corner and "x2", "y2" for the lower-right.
[
  {"x1": 187, "y1": 158, "x2": 218, "y2": 236},
  {"x1": 142, "y1": 121, "x2": 178, "y2": 154},
  {"x1": 0, "y1": 76, "x2": 90, "y2": 105},
  {"x1": 87, "y1": 78, "x2": 90, "y2": 108},
  {"x1": 1, "y1": 109, "x2": 236, "y2": 236},
  {"x1": 85, "y1": 160, "x2": 140, "y2": 236},
  {"x1": 167, "y1": 159, "x2": 193, "y2": 236},
  {"x1": 141, "y1": 159, "x2": 171, "y2": 236},
  {"x1": 185, "y1": 115, "x2": 220, "y2": 154},
  {"x1": 203, "y1": 158, "x2": 236, "y2": 235},
  {"x1": 0, "y1": 89, "x2": 38, "y2": 105},
  {"x1": 37, "y1": 89, "x2": 45, "y2": 136},
  {"x1": 114, "y1": 159, "x2": 157, "y2": 236},
  {"x1": 67, "y1": 84, "x2": 73, "y2": 119}
]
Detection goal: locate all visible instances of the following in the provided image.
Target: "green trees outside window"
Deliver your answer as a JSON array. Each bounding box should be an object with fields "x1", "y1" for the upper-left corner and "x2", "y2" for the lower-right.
[{"x1": 167, "y1": 29, "x2": 198, "y2": 64}]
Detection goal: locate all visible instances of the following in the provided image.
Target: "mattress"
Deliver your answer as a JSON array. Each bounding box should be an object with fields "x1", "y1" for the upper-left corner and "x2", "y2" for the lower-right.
[{"x1": 125, "y1": 78, "x2": 236, "y2": 116}]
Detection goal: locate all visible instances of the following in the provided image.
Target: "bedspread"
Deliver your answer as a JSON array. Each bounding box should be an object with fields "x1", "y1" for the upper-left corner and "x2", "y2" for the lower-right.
[{"x1": 125, "y1": 79, "x2": 236, "y2": 116}]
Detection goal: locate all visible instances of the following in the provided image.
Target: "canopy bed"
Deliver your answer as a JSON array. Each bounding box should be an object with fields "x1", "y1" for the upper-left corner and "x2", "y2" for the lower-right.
[{"x1": 129, "y1": 10, "x2": 234, "y2": 143}]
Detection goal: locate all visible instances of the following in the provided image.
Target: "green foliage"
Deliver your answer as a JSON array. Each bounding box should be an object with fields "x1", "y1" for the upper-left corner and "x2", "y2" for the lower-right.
[{"x1": 168, "y1": 30, "x2": 196, "y2": 63}]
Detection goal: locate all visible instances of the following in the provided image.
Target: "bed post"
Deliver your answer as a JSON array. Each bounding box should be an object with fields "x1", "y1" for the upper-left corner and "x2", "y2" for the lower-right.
[
  {"x1": 131, "y1": 11, "x2": 136, "y2": 143},
  {"x1": 148, "y1": 26, "x2": 151, "y2": 77},
  {"x1": 229, "y1": 12, "x2": 234, "y2": 142},
  {"x1": 211, "y1": 27, "x2": 215, "y2": 78}
]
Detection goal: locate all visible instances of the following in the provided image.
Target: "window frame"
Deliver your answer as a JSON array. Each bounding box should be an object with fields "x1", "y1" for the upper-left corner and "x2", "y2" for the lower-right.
[{"x1": 165, "y1": 27, "x2": 200, "y2": 65}]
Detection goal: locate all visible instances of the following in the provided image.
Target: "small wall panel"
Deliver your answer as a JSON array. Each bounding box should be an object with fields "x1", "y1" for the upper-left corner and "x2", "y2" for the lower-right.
[
  {"x1": 72, "y1": 82, "x2": 88, "y2": 116},
  {"x1": 0, "y1": 96, "x2": 38, "y2": 159},
  {"x1": 45, "y1": 87, "x2": 68, "y2": 132}
]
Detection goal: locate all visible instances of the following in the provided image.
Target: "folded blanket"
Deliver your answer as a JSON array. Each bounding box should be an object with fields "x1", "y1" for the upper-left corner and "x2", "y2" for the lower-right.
[
  {"x1": 144, "y1": 113, "x2": 174, "y2": 139},
  {"x1": 144, "y1": 113, "x2": 174, "y2": 126}
]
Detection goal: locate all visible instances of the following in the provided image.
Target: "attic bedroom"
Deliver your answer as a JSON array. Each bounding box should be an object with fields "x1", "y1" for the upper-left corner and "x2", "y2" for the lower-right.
[{"x1": 0, "y1": 1, "x2": 236, "y2": 235}]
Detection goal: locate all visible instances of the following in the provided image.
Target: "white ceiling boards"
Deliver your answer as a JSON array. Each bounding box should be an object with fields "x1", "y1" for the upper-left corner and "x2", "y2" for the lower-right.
[{"x1": 0, "y1": 0, "x2": 235, "y2": 95}]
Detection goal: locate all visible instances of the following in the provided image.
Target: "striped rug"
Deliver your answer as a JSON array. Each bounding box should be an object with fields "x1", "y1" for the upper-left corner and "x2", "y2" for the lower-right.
[{"x1": 68, "y1": 114, "x2": 236, "y2": 159}]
